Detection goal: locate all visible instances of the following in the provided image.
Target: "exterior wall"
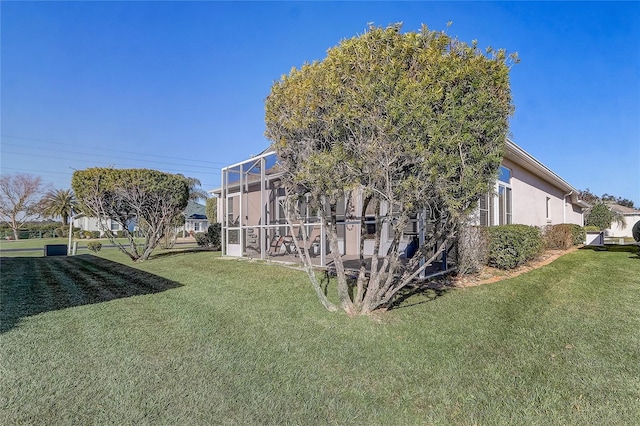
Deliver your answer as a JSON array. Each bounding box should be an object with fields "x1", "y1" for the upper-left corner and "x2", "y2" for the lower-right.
[
  {"x1": 607, "y1": 214, "x2": 640, "y2": 237},
  {"x1": 72, "y1": 217, "x2": 121, "y2": 235},
  {"x1": 502, "y1": 158, "x2": 583, "y2": 227}
]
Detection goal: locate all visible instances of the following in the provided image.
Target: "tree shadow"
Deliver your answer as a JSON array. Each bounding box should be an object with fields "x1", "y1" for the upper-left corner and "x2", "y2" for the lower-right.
[
  {"x1": 0, "y1": 255, "x2": 182, "y2": 333},
  {"x1": 388, "y1": 278, "x2": 454, "y2": 310},
  {"x1": 579, "y1": 244, "x2": 639, "y2": 254},
  {"x1": 150, "y1": 247, "x2": 216, "y2": 260}
]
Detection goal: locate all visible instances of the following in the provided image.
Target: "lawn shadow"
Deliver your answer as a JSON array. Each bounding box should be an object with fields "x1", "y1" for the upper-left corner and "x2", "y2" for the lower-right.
[
  {"x1": 150, "y1": 247, "x2": 217, "y2": 260},
  {"x1": 388, "y1": 278, "x2": 454, "y2": 310},
  {"x1": 0, "y1": 255, "x2": 182, "y2": 333}
]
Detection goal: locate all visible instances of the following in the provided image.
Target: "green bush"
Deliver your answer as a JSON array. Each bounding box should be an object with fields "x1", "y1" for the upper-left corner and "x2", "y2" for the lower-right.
[
  {"x1": 543, "y1": 224, "x2": 585, "y2": 249},
  {"x1": 584, "y1": 225, "x2": 600, "y2": 232},
  {"x1": 571, "y1": 224, "x2": 586, "y2": 246},
  {"x1": 87, "y1": 241, "x2": 102, "y2": 252},
  {"x1": 116, "y1": 230, "x2": 126, "y2": 238},
  {"x1": 486, "y1": 225, "x2": 543, "y2": 270},
  {"x1": 90, "y1": 231, "x2": 101, "y2": 239},
  {"x1": 54, "y1": 227, "x2": 68, "y2": 238},
  {"x1": 194, "y1": 224, "x2": 221, "y2": 249},
  {"x1": 194, "y1": 232, "x2": 209, "y2": 247}
]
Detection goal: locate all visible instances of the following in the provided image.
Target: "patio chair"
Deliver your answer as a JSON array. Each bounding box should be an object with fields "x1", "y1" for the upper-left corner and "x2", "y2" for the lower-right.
[{"x1": 268, "y1": 236, "x2": 284, "y2": 256}]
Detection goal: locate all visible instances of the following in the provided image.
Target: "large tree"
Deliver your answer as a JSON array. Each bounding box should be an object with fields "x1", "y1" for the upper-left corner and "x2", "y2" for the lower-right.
[
  {"x1": 0, "y1": 174, "x2": 48, "y2": 240},
  {"x1": 40, "y1": 188, "x2": 76, "y2": 226},
  {"x1": 72, "y1": 168, "x2": 189, "y2": 262},
  {"x1": 265, "y1": 24, "x2": 515, "y2": 315}
]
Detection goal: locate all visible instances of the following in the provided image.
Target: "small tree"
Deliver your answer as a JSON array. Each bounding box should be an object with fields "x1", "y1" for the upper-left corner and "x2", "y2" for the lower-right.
[
  {"x1": 72, "y1": 168, "x2": 189, "y2": 262},
  {"x1": 265, "y1": 24, "x2": 515, "y2": 315},
  {"x1": 585, "y1": 201, "x2": 626, "y2": 231},
  {"x1": 205, "y1": 197, "x2": 217, "y2": 223},
  {"x1": 41, "y1": 188, "x2": 76, "y2": 226},
  {"x1": 0, "y1": 174, "x2": 48, "y2": 240}
]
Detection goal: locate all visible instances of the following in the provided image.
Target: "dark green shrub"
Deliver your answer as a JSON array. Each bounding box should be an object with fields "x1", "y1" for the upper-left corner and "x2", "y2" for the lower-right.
[
  {"x1": 584, "y1": 225, "x2": 600, "y2": 232},
  {"x1": 87, "y1": 241, "x2": 102, "y2": 252},
  {"x1": 90, "y1": 231, "x2": 101, "y2": 239},
  {"x1": 486, "y1": 225, "x2": 543, "y2": 270},
  {"x1": 207, "y1": 223, "x2": 221, "y2": 249},
  {"x1": 194, "y1": 232, "x2": 208, "y2": 247},
  {"x1": 194, "y1": 224, "x2": 221, "y2": 249},
  {"x1": 543, "y1": 224, "x2": 585, "y2": 249},
  {"x1": 571, "y1": 224, "x2": 585, "y2": 246}
]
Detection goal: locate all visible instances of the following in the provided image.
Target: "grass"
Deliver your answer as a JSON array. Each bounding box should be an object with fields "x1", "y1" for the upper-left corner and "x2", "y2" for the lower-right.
[
  {"x1": 0, "y1": 237, "x2": 198, "y2": 258},
  {"x1": 1, "y1": 248, "x2": 639, "y2": 424}
]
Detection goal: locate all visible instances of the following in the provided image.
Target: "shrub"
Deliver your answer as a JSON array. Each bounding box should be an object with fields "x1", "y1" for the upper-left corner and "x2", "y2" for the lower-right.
[
  {"x1": 194, "y1": 232, "x2": 208, "y2": 247},
  {"x1": 543, "y1": 224, "x2": 585, "y2": 250},
  {"x1": 54, "y1": 227, "x2": 68, "y2": 238},
  {"x1": 116, "y1": 230, "x2": 126, "y2": 238},
  {"x1": 194, "y1": 224, "x2": 221, "y2": 249},
  {"x1": 87, "y1": 241, "x2": 102, "y2": 252},
  {"x1": 584, "y1": 225, "x2": 600, "y2": 232},
  {"x1": 457, "y1": 225, "x2": 488, "y2": 275},
  {"x1": 486, "y1": 225, "x2": 543, "y2": 270},
  {"x1": 90, "y1": 231, "x2": 101, "y2": 239},
  {"x1": 570, "y1": 224, "x2": 586, "y2": 246}
]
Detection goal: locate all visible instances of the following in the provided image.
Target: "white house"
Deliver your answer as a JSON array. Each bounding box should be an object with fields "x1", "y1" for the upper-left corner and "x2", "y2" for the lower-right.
[
  {"x1": 606, "y1": 203, "x2": 640, "y2": 238},
  {"x1": 178, "y1": 200, "x2": 209, "y2": 236}
]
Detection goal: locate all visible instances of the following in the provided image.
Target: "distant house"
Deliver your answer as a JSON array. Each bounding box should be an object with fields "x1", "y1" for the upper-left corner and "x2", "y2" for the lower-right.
[
  {"x1": 73, "y1": 200, "x2": 209, "y2": 237},
  {"x1": 72, "y1": 216, "x2": 128, "y2": 235},
  {"x1": 606, "y1": 203, "x2": 640, "y2": 238},
  {"x1": 179, "y1": 200, "x2": 209, "y2": 236},
  {"x1": 212, "y1": 139, "x2": 590, "y2": 265}
]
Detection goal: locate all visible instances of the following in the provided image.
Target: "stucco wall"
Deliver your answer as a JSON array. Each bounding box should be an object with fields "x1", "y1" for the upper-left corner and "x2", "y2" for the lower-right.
[
  {"x1": 502, "y1": 158, "x2": 583, "y2": 227},
  {"x1": 607, "y1": 214, "x2": 640, "y2": 237}
]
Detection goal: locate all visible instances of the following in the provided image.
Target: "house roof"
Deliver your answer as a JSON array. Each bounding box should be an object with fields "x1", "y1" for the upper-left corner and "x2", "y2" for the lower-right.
[
  {"x1": 607, "y1": 202, "x2": 640, "y2": 215},
  {"x1": 211, "y1": 140, "x2": 590, "y2": 209},
  {"x1": 504, "y1": 139, "x2": 590, "y2": 209},
  {"x1": 183, "y1": 200, "x2": 207, "y2": 220}
]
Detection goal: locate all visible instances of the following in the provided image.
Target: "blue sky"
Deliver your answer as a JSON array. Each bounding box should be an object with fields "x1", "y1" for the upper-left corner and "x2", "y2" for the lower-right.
[{"x1": 2, "y1": 1, "x2": 639, "y2": 206}]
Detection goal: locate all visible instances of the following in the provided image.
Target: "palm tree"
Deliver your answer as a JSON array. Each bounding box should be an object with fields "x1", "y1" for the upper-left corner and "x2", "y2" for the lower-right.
[
  {"x1": 41, "y1": 188, "x2": 76, "y2": 225},
  {"x1": 183, "y1": 176, "x2": 209, "y2": 201}
]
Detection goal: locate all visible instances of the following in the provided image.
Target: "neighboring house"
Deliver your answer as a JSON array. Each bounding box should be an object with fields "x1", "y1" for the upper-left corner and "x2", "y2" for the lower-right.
[
  {"x1": 73, "y1": 201, "x2": 209, "y2": 237},
  {"x1": 72, "y1": 216, "x2": 127, "y2": 235},
  {"x1": 213, "y1": 139, "x2": 589, "y2": 265},
  {"x1": 179, "y1": 200, "x2": 209, "y2": 236},
  {"x1": 606, "y1": 203, "x2": 640, "y2": 238}
]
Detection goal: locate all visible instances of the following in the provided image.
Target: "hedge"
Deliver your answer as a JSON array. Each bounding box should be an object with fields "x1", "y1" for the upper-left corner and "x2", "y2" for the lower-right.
[
  {"x1": 486, "y1": 225, "x2": 543, "y2": 270},
  {"x1": 543, "y1": 224, "x2": 585, "y2": 249}
]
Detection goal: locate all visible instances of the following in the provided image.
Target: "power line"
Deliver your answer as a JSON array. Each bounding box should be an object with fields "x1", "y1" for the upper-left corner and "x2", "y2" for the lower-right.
[
  {"x1": 2, "y1": 143, "x2": 220, "y2": 171},
  {"x1": 1, "y1": 150, "x2": 221, "y2": 175},
  {"x1": 1, "y1": 134, "x2": 231, "y2": 166}
]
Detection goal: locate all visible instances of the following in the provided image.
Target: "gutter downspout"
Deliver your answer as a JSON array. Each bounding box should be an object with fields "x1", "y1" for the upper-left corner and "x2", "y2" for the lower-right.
[{"x1": 563, "y1": 191, "x2": 573, "y2": 224}]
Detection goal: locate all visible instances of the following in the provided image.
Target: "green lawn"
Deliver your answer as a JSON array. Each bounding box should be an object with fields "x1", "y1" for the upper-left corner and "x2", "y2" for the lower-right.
[
  {"x1": 1, "y1": 248, "x2": 638, "y2": 424},
  {"x1": 0, "y1": 237, "x2": 198, "y2": 257}
]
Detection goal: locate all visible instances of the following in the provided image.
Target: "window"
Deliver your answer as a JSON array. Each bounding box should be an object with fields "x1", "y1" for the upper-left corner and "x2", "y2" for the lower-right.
[
  {"x1": 498, "y1": 185, "x2": 512, "y2": 225},
  {"x1": 194, "y1": 222, "x2": 200, "y2": 232},
  {"x1": 110, "y1": 221, "x2": 120, "y2": 231},
  {"x1": 479, "y1": 166, "x2": 511, "y2": 226},
  {"x1": 546, "y1": 197, "x2": 551, "y2": 221},
  {"x1": 479, "y1": 193, "x2": 494, "y2": 227},
  {"x1": 498, "y1": 166, "x2": 511, "y2": 183}
]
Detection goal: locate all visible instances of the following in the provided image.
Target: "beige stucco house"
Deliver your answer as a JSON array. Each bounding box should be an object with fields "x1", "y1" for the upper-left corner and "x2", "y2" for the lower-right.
[
  {"x1": 605, "y1": 203, "x2": 640, "y2": 238},
  {"x1": 212, "y1": 139, "x2": 589, "y2": 266}
]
